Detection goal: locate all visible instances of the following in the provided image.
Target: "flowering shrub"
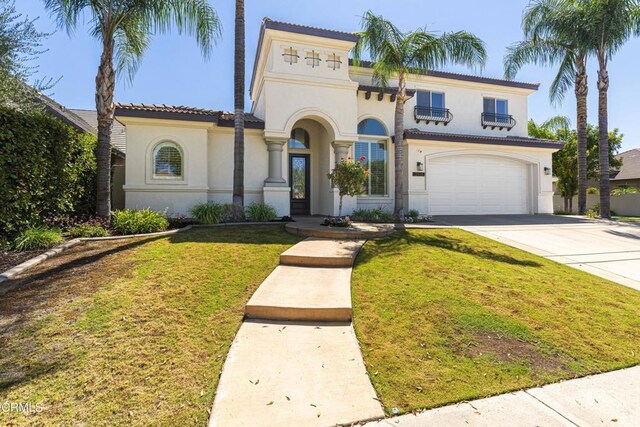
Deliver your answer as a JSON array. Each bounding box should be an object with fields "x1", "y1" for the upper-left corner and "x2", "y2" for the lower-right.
[
  {"x1": 327, "y1": 156, "x2": 369, "y2": 216},
  {"x1": 322, "y1": 216, "x2": 352, "y2": 227}
]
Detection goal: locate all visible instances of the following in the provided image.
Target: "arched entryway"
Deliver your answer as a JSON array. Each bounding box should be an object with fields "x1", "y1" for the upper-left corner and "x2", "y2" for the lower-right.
[{"x1": 285, "y1": 117, "x2": 340, "y2": 216}]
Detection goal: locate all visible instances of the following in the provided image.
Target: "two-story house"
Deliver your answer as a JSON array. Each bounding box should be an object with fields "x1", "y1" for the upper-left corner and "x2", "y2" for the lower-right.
[{"x1": 116, "y1": 18, "x2": 563, "y2": 217}]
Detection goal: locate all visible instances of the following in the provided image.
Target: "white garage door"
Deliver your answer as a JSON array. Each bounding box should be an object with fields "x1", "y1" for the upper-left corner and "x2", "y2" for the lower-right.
[{"x1": 427, "y1": 155, "x2": 530, "y2": 215}]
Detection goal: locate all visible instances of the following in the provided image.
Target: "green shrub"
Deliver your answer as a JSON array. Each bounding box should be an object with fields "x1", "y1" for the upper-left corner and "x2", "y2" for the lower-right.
[
  {"x1": 246, "y1": 202, "x2": 277, "y2": 222},
  {"x1": 13, "y1": 227, "x2": 63, "y2": 251},
  {"x1": 612, "y1": 186, "x2": 639, "y2": 195},
  {"x1": 586, "y1": 187, "x2": 599, "y2": 194},
  {"x1": 407, "y1": 209, "x2": 420, "y2": 219},
  {"x1": 67, "y1": 222, "x2": 109, "y2": 238},
  {"x1": 0, "y1": 107, "x2": 97, "y2": 239},
  {"x1": 351, "y1": 208, "x2": 395, "y2": 223},
  {"x1": 585, "y1": 209, "x2": 599, "y2": 219},
  {"x1": 190, "y1": 202, "x2": 228, "y2": 224},
  {"x1": 111, "y1": 209, "x2": 169, "y2": 235}
]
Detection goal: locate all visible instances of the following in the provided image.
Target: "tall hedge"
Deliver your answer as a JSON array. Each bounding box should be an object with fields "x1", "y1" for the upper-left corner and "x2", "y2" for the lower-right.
[{"x1": 0, "y1": 106, "x2": 97, "y2": 238}]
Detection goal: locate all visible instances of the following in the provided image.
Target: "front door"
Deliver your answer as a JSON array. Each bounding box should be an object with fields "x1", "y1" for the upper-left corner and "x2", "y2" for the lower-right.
[{"x1": 289, "y1": 154, "x2": 310, "y2": 215}]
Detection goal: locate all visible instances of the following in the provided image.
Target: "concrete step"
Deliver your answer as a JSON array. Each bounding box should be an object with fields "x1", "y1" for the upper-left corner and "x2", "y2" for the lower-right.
[
  {"x1": 245, "y1": 266, "x2": 352, "y2": 321},
  {"x1": 279, "y1": 238, "x2": 364, "y2": 268},
  {"x1": 209, "y1": 321, "x2": 384, "y2": 427}
]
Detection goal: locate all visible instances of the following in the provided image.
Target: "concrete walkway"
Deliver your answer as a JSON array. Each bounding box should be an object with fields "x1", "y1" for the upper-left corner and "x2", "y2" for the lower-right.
[
  {"x1": 209, "y1": 237, "x2": 383, "y2": 427},
  {"x1": 363, "y1": 366, "x2": 640, "y2": 426},
  {"x1": 434, "y1": 215, "x2": 640, "y2": 291}
]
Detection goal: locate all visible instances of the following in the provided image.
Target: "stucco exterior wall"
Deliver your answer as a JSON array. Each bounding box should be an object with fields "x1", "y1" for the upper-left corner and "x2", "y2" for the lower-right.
[
  {"x1": 207, "y1": 128, "x2": 267, "y2": 205},
  {"x1": 350, "y1": 69, "x2": 532, "y2": 138}
]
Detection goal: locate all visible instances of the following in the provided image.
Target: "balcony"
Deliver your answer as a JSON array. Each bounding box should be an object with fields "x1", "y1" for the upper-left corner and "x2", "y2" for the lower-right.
[
  {"x1": 481, "y1": 112, "x2": 516, "y2": 131},
  {"x1": 414, "y1": 106, "x2": 453, "y2": 125}
]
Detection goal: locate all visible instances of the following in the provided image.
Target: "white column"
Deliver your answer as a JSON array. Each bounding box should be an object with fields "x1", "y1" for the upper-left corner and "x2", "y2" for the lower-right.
[
  {"x1": 332, "y1": 141, "x2": 351, "y2": 166},
  {"x1": 264, "y1": 139, "x2": 286, "y2": 186}
]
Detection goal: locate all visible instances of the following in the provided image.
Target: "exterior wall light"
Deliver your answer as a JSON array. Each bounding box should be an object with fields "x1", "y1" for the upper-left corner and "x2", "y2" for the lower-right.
[
  {"x1": 544, "y1": 167, "x2": 551, "y2": 175},
  {"x1": 417, "y1": 161, "x2": 424, "y2": 172}
]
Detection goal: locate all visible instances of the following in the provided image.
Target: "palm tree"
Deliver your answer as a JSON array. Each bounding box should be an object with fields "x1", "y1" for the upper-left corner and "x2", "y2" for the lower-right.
[
  {"x1": 585, "y1": 0, "x2": 640, "y2": 218},
  {"x1": 352, "y1": 11, "x2": 486, "y2": 218},
  {"x1": 504, "y1": 0, "x2": 591, "y2": 215},
  {"x1": 232, "y1": 0, "x2": 244, "y2": 216},
  {"x1": 43, "y1": 0, "x2": 221, "y2": 219}
]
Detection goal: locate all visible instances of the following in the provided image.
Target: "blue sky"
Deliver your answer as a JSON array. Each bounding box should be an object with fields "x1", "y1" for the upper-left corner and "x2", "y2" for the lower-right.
[{"x1": 17, "y1": 0, "x2": 640, "y2": 151}]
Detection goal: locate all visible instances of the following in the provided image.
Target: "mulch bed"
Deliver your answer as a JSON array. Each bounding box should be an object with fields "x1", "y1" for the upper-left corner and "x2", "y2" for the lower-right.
[{"x1": 0, "y1": 250, "x2": 46, "y2": 274}]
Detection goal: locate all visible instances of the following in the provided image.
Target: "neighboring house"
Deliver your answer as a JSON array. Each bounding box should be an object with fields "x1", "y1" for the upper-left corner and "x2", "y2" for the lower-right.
[
  {"x1": 611, "y1": 148, "x2": 640, "y2": 189},
  {"x1": 35, "y1": 93, "x2": 127, "y2": 210},
  {"x1": 115, "y1": 18, "x2": 563, "y2": 217}
]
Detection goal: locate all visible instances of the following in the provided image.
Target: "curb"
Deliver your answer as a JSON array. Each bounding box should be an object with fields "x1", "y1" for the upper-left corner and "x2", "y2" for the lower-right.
[{"x1": 0, "y1": 222, "x2": 289, "y2": 285}]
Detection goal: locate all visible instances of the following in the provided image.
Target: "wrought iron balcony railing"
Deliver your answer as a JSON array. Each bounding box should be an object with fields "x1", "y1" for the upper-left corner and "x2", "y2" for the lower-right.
[
  {"x1": 414, "y1": 106, "x2": 453, "y2": 125},
  {"x1": 481, "y1": 113, "x2": 516, "y2": 130}
]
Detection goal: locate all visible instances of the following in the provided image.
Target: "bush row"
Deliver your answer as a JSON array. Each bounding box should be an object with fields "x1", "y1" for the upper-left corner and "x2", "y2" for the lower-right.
[
  {"x1": 189, "y1": 202, "x2": 277, "y2": 224},
  {"x1": 0, "y1": 106, "x2": 97, "y2": 240}
]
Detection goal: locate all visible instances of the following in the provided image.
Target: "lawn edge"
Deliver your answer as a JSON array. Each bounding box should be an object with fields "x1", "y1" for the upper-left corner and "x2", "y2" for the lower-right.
[{"x1": 0, "y1": 223, "x2": 290, "y2": 286}]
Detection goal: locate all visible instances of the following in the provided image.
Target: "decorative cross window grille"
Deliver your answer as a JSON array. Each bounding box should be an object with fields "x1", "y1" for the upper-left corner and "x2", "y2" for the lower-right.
[
  {"x1": 282, "y1": 47, "x2": 299, "y2": 64},
  {"x1": 305, "y1": 50, "x2": 321, "y2": 68},
  {"x1": 326, "y1": 53, "x2": 342, "y2": 70}
]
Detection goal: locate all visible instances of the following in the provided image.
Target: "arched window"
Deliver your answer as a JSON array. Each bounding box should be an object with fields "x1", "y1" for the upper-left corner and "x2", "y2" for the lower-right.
[
  {"x1": 289, "y1": 128, "x2": 310, "y2": 149},
  {"x1": 153, "y1": 142, "x2": 183, "y2": 179},
  {"x1": 356, "y1": 119, "x2": 388, "y2": 196},
  {"x1": 357, "y1": 118, "x2": 387, "y2": 136}
]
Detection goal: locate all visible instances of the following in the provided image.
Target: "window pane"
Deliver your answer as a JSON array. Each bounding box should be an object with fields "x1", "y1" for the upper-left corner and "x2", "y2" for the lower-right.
[
  {"x1": 417, "y1": 91, "x2": 431, "y2": 108},
  {"x1": 355, "y1": 142, "x2": 368, "y2": 167},
  {"x1": 369, "y1": 142, "x2": 387, "y2": 195},
  {"x1": 483, "y1": 98, "x2": 495, "y2": 114},
  {"x1": 496, "y1": 99, "x2": 508, "y2": 115},
  {"x1": 154, "y1": 145, "x2": 182, "y2": 178},
  {"x1": 289, "y1": 128, "x2": 310, "y2": 149},
  {"x1": 431, "y1": 92, "x2": 445, "y2": 109},
  {"x1": 357, "y1": 119, "x2": 387, "y2": 136}
]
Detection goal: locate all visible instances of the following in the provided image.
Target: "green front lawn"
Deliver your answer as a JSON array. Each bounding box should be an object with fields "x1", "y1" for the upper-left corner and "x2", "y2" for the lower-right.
[
  {"x1": 614, "y1": 215, "x2": 640, "y2": 224},
  {"x1": 352, "y1": 229, "x2": 640, "y2": 414},
  {"x1": 0, "y1": 226, "x2": 301, "y2": 426}
]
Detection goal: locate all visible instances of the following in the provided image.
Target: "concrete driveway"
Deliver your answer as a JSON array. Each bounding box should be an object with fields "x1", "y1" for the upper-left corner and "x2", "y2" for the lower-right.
[{"x1": 436, "y1": 215, "x2": 640, "y2": 291}]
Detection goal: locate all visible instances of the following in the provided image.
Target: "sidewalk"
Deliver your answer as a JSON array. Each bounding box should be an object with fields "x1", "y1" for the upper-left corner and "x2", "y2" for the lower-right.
[
  {"x1": 363, "y1": 365, "x2": 640, "y2": 426},
  {"x1": 208, "y1": 237, "x2": 383, "y2": 426}
]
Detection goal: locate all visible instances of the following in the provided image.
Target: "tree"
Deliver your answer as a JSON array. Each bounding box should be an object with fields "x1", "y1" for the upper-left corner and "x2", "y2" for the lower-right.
[
  {"x1": 0, "y1": 0, "x2": 52, "y2": 109},
  {"x1": 353, "y1": 11, "x2": 486, "y2": 218},
  {"x1": 43, "y1": 0, "x2": 221, "y2": 219},
  {"x1": 505, "y1": 0, "x2": 591, "y2": 214},
  {"x1": 327, "y1": 157, "x2": 369, "y2": 217},
  {"x1": 232, "y1": 0, "x2": 244, "y2": 218},
  {"x1": 585, "y1": 0, "x2": 640, "y2": 218},
  {"x1": 529, "y1": 118, "x2": 623, "y2": 212}
]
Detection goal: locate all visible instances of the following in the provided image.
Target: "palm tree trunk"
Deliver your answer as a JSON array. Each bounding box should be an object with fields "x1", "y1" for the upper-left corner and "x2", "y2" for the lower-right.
[
  {"x1": 575, "y1": 56, "x2": 588, "y2": 215},
  {"x1": 393, "y1": 71, "x2": 406, "y2": 218},
  {"x1": 232, "y1": 0, "x2": 245, "y2": 214},
  {"x1": 95, "y1": 38, "x2": 116, "y2": 219},
  {"x1": 597, "y1": 54, "x2": 611, "y2": 218}
]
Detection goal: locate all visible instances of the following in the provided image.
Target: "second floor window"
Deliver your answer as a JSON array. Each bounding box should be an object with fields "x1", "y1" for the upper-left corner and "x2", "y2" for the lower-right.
[
  {"x1": 305, "y1": 50, "x2": 321, "y2": 68},
  {"x1": 483, "y1": 98, "x2": 509, "y2": 123},
  {"x1": 417, "y1": 90, "x2": 446, "y2": 117},
  {"x1": 283, "y1": 47, "x2": 299, "y2": 64}
]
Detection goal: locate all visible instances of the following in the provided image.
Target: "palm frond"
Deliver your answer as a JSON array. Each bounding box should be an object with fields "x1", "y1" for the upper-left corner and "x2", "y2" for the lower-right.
[
  {"x1": 408, "y1": 30, "x2": 486, "y2": 72},
  {"x1": 42, "y1": 0, "x2": 87, "y2": 33},
  {"x1": 548, "y1": 51, "x2": 577, "y2": 104},
  {"x1": 352, "y1": 10, "x2": 405, "y2": 73},
  {"x1": 504, "y1": 38, "x2": 570, "y2": 80},
  {"x1": 541, "y1": 115, "x2": 571, "y2": 130}
]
